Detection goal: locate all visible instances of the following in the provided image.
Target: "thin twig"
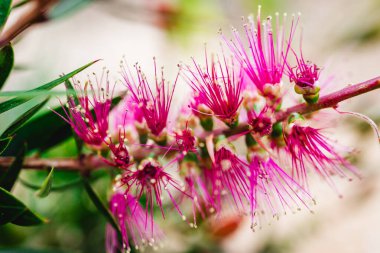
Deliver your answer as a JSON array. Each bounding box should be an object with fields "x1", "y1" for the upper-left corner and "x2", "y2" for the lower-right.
[{"x1": 0, "y1": 155, "x2": 107, "y2": 171}]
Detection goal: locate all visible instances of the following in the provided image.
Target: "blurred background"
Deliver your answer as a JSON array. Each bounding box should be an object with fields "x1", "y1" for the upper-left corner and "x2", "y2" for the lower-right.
[{"x1": 1, "y1": 0, "x2": 380, "y2": 252}]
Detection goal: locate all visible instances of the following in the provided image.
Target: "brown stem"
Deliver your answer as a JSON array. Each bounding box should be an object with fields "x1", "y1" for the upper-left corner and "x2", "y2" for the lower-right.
[
  {"x1": 0, "y1": 0, "x2": 58, "y2": 48},
  {"x1": 274, "y1": 76, "x2": 380, "y2": 122},
  {"x1": 0, "y1": 155, "x2": 107, "y2": 171},
  {"x1": 222, "y1": 76, "x2": 380, "y2": 137}
]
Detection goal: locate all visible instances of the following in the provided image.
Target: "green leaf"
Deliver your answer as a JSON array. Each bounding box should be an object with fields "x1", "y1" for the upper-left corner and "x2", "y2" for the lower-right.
[
  {"x1": 82, "y1": 177, "x2": 121, "y2": 235},
  {"x1": 0, "y1": 144, "x2": 25, "y2": 191},
  {"x1": 36, "y1": 167, "x2": 54, "y2": 198},
  {"x1": 0, "y1": 98, "x2": 49, "y2": 138},
  {"x1": 0, "y1": 0, "x2": 12, "y2": 29},
  {"x1": 0, "y1": 44, "x2": 14, "y2": 90},
  {"x1": 0, "y1": 60, "x2": 98, "y2": 114},
  {"x1": 11, "y1": 207, "x2": 46, "y2": 226},
  {"x1": 0, "y1": 187, "x2": 46, "y2": 226}
]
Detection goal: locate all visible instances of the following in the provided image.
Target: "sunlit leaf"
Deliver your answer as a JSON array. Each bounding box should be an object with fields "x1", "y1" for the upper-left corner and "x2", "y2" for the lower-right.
[
  {"x1": 0, "y1": 44, "x2": 14, "y2": 89},
  {"x1": 0, "y1": 60, "x2": 98, "y2": 114},
  {"x1": 0, "y1": 144, "x2": 25, "y2": 191},
  {"x1": 36, "y1": 167, "x2": 54, "y2": 198},
  {"x1": 0, "y1": 187, "x2": 46, "y2": 226}
]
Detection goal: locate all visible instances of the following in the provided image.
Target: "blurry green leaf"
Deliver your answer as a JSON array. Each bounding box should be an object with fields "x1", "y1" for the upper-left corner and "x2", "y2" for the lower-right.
[
  {"x1": 0, "y1": 98, "x2": 49, "y2": 138},
  {"x1": 0, "y1": 0, "x2": 12, "y2": 29},
  {"x1": 49, "y1": 0, "x2": 92, "y2": 19},
  {"x1": 0, "y1": 187, "x2": 46, "y2": 226},
  {"x1": 0, "y1": 144, "x2": 25, "y2": 191},
  {"x1": 36, "y1": 167, "x2": 54, "y2": 198},
  {"x1": 82, "y1": 177, "x2": 121, "y2": 235},
  {"x1": 1, "y1": 96, "x2": 121, "y2": 156},
  {"x1": 0, "y1": 60, "x2": 98, "y2": 114},
  {"x1": 11, "y1": 208, "x2": 46, "y2": 226},
  {"x1": 0, "y1": 44, "x2": 13, "y2": 90}
]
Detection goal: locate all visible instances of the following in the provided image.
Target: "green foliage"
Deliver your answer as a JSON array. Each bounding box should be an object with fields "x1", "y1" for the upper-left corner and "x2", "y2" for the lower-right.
[
  {"x1": 0, "y1": 187, "x2": 46, "y2": 226},
  {"x1": 0, "y1": 60, "x2": 98, "y2": 114},
  {"x1": 0, "y1": 44, "x2": 14, "y2": 89},
  {"x1": 0, "y1": 0, "x2": 12, "y2": 29}
]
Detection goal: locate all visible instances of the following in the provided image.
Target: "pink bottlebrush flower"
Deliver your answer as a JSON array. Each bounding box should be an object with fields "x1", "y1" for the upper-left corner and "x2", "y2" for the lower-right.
[
  {"x1": 55, "y1": 73, "x2": 113, "y2": 147},
  {"x1": 106, "y1": 192, "x2": 163, "y2": 253},
  {"x1": 224, "y1": 6, "x2": 298, "y2": 97},
  {"x1": 247, "y1": 107, "x2": 273, "y2": 136},
  {"x1": 209, "y1": 146, "x2": 249, "y2": 212},
  {"x1": 287, "y1": 53, "x2": 320, "y2": 89},
  {"x1": 174, "y1": 124, "x2": 197, "y2": 155},
  {"x1": 121, "y1": 158, "x2": 188, "y2": 221},
  {"x1": 284, "y1": 122, "x2": 360, "y2": 189},
  {"x1": 183, "y1": 53, "x2": 244, "y2": 127},
  {"x1": 111, "y1": 95, "x2": 144, "y2": 131},
  {"x1": 104, "y1": 126, "x2": 131, "y2": 169},
  {"x1": 179, "y1": 153, "x2": 216, "y2": 227},
  {"x1": 248, "y1": 156, "x2": 314, "y2": 230},
  {"x1": 121, "y1": 59, "x2": 178, "y2": 136},
  {"x1": 286, "y1": 45, "x2": 321, "y2": 103}
]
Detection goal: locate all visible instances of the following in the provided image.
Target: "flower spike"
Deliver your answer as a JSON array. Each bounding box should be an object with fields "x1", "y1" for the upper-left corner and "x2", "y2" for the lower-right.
[
  {"x1": 284, "y1": 119, "x2": 360, "y2": 189},
  {"x1": 183, "y1": 52, "x2": 243, "y2": 128},
  {"x1": 286, "y1": 37, "x2": 321, "y2": 104},
  {"x1": 121, "y1": 58, "x2": 178, "y2": 136},
  {"x1": 106, "y1": 192, "x2": 163, "y2": 253},
  {"x1": 54, "y1": 71, "x2": 113, "y2": 148},
  {"x1": 248, "y1": 156, "x2": 314, "y2": 230},
  {"x1": 121, "y1": 158, "x2": 189, "y2": 221},
  {"x1": 224, "y1": 7, "x2": 298, "y2": 98},
  {"x1": 208, "y1": 144, "x2": 249, "y2": 212}
]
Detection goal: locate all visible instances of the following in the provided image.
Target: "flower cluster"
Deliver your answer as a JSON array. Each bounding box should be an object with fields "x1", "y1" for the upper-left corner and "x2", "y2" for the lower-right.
[{"x1": 56, "y1": 6, "x2": 368, "y2": 253}]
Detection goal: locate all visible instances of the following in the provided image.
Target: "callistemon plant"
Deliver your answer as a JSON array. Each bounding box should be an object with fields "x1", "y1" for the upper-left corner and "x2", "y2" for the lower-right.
[{"x1": 3, "y1": 5, "x2": 380, "y2": 253}]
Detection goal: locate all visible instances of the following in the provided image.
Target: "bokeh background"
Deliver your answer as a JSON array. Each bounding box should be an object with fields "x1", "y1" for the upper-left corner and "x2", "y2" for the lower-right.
[{"x1": 1, "y1": 0, "x2": 380, "y2": 252}]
